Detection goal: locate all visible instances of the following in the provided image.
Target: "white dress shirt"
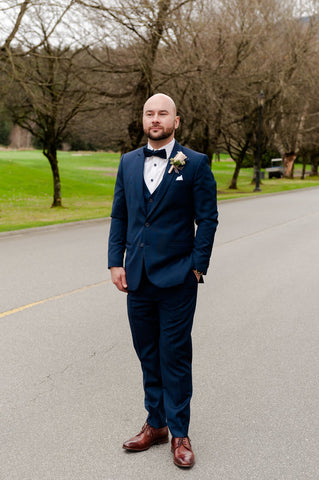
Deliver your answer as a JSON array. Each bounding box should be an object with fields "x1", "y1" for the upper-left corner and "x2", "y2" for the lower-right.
[{"x1": 144, "y1": 139, "x2": 175, "y2": 194}]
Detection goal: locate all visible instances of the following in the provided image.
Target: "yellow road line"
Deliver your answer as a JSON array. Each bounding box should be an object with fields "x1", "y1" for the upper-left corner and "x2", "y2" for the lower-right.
[{"x1": 0, "y1": 280, "x2": 109, "y2": 319}]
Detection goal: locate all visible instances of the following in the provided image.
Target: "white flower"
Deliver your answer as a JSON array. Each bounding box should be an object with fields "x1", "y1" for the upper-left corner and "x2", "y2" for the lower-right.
[
  {"x1": 173, "y1": 151, "x2": 187, "y2": 163},
  {"x1": 168, "y1": 151, "x2": 187, "y2": 174}
]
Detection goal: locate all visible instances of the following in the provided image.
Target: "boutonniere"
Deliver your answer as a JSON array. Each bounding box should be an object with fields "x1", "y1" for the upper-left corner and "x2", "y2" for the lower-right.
[{"x1": 168, "y1": 151, "x2": 187, "y2": 174}]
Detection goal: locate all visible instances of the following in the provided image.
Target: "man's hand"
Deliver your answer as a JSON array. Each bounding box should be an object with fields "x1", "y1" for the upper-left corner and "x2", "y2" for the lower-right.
[
  {"x1": 110, "y1": 267, "x2": 128, "y2": 292},
  {"x1": 193, "y1": 269, "x2": 202, "y2": 282}
]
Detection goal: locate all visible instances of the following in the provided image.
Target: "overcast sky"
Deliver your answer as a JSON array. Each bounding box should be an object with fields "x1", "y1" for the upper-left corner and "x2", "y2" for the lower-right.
[{"x1": 0, "y1": 0, "x2": 318, "y2": 48}]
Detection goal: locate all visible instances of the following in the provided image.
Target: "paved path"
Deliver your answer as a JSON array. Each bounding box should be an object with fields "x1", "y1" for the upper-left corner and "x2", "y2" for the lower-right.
[{"x1": 1, "y1": 188, "x2": 319, "y2": 480}]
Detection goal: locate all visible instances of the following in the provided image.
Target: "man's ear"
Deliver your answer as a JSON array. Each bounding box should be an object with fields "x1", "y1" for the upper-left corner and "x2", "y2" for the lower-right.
[{"x1": 175, "y1": 116, "x2": 180, "y2": 129}]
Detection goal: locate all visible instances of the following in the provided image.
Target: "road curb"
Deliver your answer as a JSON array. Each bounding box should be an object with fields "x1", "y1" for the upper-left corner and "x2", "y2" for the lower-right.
[
  {"x1": 1, "y1": 186, "x2": 318, "y2": 237},
  {"x1": 0, "y1": 217, "x2": 110, "y2": 238}
]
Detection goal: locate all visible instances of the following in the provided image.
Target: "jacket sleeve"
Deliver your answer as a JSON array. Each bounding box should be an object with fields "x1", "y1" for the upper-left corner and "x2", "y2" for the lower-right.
[
  {"x1": 192, "y1": 155, "x2": 218, "y2": 274},
  {"x1": 108, "y1": 156, "x2": 128, "y2": 268}
]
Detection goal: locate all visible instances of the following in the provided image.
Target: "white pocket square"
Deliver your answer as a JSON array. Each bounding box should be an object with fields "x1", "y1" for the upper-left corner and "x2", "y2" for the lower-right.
[{"x1": 176, "y1": 175, "x2": 183, "y2": 181}]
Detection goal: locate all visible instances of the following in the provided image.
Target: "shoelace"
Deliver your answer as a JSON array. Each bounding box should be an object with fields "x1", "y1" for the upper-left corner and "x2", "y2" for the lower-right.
[
  {"x1": 141, "y1": 422, "x2": 149, "y2": 433},
  {"x1": 175, "y1": 437, "x2": 192, "y2": 449}
]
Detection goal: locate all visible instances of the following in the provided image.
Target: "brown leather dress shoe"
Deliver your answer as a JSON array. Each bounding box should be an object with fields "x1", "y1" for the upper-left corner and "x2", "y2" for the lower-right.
[
  {"x1": 171, "y1": 437, "x2": 195, "y2": 468},
  {"x1": 123, "y1": 422, "x2": 169, "y2": 451}
]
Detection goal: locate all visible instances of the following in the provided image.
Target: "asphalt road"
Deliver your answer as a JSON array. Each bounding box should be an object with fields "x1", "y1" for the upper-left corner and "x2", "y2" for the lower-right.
[{"x1": 1, "y1": 188, "x2": 319, "y2": 480}]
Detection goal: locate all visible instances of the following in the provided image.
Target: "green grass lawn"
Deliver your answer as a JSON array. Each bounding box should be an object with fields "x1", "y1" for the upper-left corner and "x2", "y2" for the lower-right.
[
  {"x1": 213, "y1": 157, "x2": 319, "y2": 199},
  {"x1": 0, "y1": 149, "x2": 318, "y2": 232}
]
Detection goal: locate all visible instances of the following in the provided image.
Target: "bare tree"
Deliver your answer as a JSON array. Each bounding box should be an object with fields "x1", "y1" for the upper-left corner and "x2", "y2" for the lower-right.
[
  {"x1": 75, "y1": 0, "x2": 196, "y2": 151},
  {"x1": 3, "y1": 0, "x2": 319, "y2": 201},
  {"x1": 197, "y1": 0, "x2": 319, "y2": 187},
  {"x1": 179, "y1": 0, "x2": 282, "y2": 182},
  {"x1": 0, "y1": 0, "x2": 31, "y2": 53},
  {"x1": 269, "y1": 15, "x2": 319, "y2": 178},
  {"x1": 4, "y1": 1, "x2": 104, "y2": 207}
]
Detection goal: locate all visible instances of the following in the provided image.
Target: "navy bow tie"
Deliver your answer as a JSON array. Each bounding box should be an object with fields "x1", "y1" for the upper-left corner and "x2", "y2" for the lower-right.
[{"x1": 143, "y1": 147, "x2": 167, "y2": 159}]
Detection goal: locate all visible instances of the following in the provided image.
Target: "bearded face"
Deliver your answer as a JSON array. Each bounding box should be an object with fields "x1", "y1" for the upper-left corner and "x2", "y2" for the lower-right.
[{"x1": 143, "y1": 94, "x2": 179, "y2": 146}]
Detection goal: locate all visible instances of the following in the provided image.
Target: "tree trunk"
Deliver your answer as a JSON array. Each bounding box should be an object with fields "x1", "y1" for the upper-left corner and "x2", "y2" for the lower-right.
[
  {"x1": 230, "y1": 145, "x2": 249, "y2": 189},
  {"x1": 301, "y1": 154, "x2": 308, "y2": 179},
  {"x1": 202, "y1": 123, "x2": 214, "y2": 166},
  {"x1": 43, "y1": 143, "x2": 62, "y2": 207},
  {"x1": 230, "y1": 138, "x2": 250, "y2": 189},
  {"x1": 283, "y1": 153, "x2": 296, "y2": 179},
  {"x1": 127, "y1": 0, "x2": 171, "y2": 151},
  {"x1": 229, "y1": 158, "x2": 242, "y2": 189},
  {"x1": 127, "y1": 77, "x2": 149, "y2": 150},
  {"x1": 310, "y1": 154, "x2": 319, "y2": 176},
  {"x1": 209, "y1": 110, "x2": 222, "y2": 166}
]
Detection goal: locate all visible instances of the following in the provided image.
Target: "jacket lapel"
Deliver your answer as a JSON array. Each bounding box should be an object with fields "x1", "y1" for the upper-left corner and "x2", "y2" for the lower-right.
[
  {"x1": 134, "y1": 148, "x2": 145, "y2": 211},
  {"x1": 146, "y1": 140, "x2": 182, "y2": 219}
]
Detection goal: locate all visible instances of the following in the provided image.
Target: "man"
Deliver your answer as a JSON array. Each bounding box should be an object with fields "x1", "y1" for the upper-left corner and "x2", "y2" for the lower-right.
[{"x1": 108, "y1": 93, "x2": 218, "y2": 468}]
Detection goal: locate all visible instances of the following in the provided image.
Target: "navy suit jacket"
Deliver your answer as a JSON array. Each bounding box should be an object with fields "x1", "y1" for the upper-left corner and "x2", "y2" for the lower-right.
[{"x1": 108, "y1": 141, "x2": 218, "y2": 291}]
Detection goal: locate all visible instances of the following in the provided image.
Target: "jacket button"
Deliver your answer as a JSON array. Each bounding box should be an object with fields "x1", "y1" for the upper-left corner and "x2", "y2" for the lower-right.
[
  {"x1": 145, "y1": 222, "x2": 150, "y2": 228},
  {"x1": 140, "y1": 242, "x2": 144, "y2": 247},
  {"x1": 149, "y1": 198, "x2": 153, "y2": 203}
]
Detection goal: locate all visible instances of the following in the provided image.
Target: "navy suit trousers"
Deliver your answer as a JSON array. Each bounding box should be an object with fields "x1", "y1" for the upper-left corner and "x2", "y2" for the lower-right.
[{"x1": 127, "y1": 269, "x2": 198, "y2": 438}]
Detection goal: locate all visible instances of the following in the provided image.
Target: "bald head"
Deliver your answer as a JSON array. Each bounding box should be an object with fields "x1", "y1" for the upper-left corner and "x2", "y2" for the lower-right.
[
  {"x1": 143, "y1": 93, "x2": 177, "y2": 116},
  {"x1": 143, "y1": 93, "x2": 179, "y2": 148}
]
